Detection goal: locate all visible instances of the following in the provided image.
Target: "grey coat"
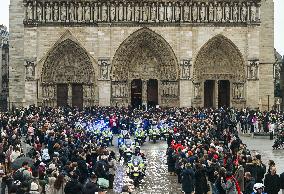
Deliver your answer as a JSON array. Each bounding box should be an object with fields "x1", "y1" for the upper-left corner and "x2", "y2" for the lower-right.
[
  {"x1": 221, "y1": 178, "x2": 238, "y2": 194},
  {"x1": 235, "y1": 165, "x2": 244, "y2": 191}
]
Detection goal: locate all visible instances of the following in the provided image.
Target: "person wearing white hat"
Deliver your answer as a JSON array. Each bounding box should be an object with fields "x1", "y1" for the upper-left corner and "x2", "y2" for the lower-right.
[{"x1": 252, "y1": 183, "x2": 265, "y2": 194}]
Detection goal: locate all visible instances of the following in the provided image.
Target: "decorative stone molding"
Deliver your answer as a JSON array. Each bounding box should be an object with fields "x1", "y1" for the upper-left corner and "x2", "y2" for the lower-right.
[
  {"x1": 98, "y1": 58, "x2": 110, "y2": 80},
  {"x1": 23, "y1": 0, "x2": 261, "y2": 27},
  {"x1": 232, "y1": 82, "x2": 244, "y2": 99},
  {"x1": 180, "y1": 59, "x2": 191, "y2": 80},
  {"x1": 161, "y1": 80, "x2": 179, "y2": 98},
  {"x1": 247, "y1": 59, "x2": 259, "y2": 80},
  {"x1": 111, "y1": 81, "x2": 128, "y2": 98},
  {"x1": 25, "y1": 58, "x2": 37, "y2": 81}
]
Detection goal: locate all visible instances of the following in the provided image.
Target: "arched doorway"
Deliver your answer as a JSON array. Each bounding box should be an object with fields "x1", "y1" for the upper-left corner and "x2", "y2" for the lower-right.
[
  {"x1": 41, "y1": 39, "x2": 95, "y2": 108},
  {"x1": 111, "y1": 28, "x2": 179, "y2": 107},
  {"x1": 193, "y1": 34, "x2": 246, "y2": 108},
  {"x1": 131, "y1": 79, "x2": 142, "y2": 108},
  {"x1": 147, "y1": 79, "x2": 158, "y2": 107}
]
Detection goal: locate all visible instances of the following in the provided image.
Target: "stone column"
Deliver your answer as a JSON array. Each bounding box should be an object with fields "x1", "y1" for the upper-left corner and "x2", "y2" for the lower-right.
[
  {"x1": 215, "y1": 80, "x2": 218, "y2": 108},
  {"x1": 142, "y1": 79, "x2": 148, "y2": 106},
  {"x1": 68, "y1": 84, "x2": 72, "y2": 106}
]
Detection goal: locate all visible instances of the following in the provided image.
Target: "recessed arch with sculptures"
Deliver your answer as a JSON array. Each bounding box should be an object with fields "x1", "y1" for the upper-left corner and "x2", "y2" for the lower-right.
[
  {"x1": 111, "y1": 28, "x2": 180, "y2": 107},
  {"x1": 41, "y1": 38, "x2": 96, "y2": 107},
  {"x1": 193, "y1": 34, "x2": 246, "y2": 108}
]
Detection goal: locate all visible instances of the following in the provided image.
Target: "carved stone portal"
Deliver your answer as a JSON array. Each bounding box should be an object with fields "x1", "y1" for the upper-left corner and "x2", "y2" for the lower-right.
[
  {"x1": 193, "y1": 34, "x2": 246, "y2": 107},
  {"x1": 41, "y1": 38, "x2": 95, "y2": 107},
  {"x1": 111, "y1": 28, "x2": 179, "y2": 107}
]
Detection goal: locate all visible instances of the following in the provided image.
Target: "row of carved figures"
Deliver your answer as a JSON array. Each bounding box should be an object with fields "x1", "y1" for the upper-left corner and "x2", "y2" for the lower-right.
[{"x1": 24, "y1": 1, "x2": 260, "y2": 24}]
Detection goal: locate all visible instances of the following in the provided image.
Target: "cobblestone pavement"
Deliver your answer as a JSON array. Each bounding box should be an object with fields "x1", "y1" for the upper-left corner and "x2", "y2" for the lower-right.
[
  {"x1": 110, "y1": 138, "x2": 182, "y2": 194},
  {"x1": 241, "y1": 135, "x2": 284, "y2": 173}
]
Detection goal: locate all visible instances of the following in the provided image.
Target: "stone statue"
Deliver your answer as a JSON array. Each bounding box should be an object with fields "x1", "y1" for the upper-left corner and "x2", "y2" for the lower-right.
[
  {"x1": 127, "y1": 3, "x2": 133, "y2": 21},
  {"x1": 233, "y1": 3, "x2": 238, "y2": 22},
  {"x1": 45, "y1": 3, "x2": 51, "y2": 21},
  {"x1": 241, "y1": 3, "x2": 247, "y2": 22},
  {"x1": 183, "y1": 3, "x2": 190, "y2": 21},
  {"x1": 37, "y1": 4, "x2": 42, "y2": 21},
  {"x1": 69, "y1": 3, "x2": 76, "y2": 21},
  {"x1": 224, "y1": 3, "x2": 230, "y2": 21},
  {"x1": 135, "y1": 4, "x2": 140, "y2": 22},
  {"x1": 53, "y1": 3, "x2": 59, "y2": 21},
  {"x1": 101, "y1": 65, "x2": 108, "y2": 79},
  {"x1": 167, "y1": 3, "x2": 173, "y2": 22},
  {"x1": 110, "y1": 3, "x2": 116, "y2": 21},
  {"x1": 192, "y1": 3, "x2": 198, "y2": 22},
  {"x1": 175, "y1": 3, "x2": 180, "y2": 21},
  {"x1": 200, "y1": 3, "x2": 206, "y2": 21},
  {"x1": 216, "y1": 3, "x2": 222, "y2": 22},
  {"x1": 159, "y1": 3, "x2": 164, "y2": 21},
  {"x1": 85, "y1": 4, "x2": 91, "y2": 21},
  {"x1": 61, "y1": 3, "x2": 67, "y2": 21},
  {"x1": 102, "y1": 2, "x2": 108, "y2": 21},
  {"x1": 118, "y1": 2, "x2": 123, "y2": 21},
  {"x1": 250, "y1": 4, "x2": 256, "y2": 22},
  {"x1": 25, "y1": 60, "x2": 35, "y2": 80},
  {"x1": 143, "y1": 3, "x2": 149, "y2": 22},
  {"x1": 151, "y1": 3, "x2": 156, "y2": 21},
  {"x1": 209, "y1": 3, "x2": 214, "y2": 21},
  {"x1": 250, "y1": 64, "x2": 257, "y2": 79},
  {"x1": 26, "y1": 2, "x2": 33, "y2": 20},
  {"x1": 93, "y1": 3, "x2": 98, "y2": 21},
  {"x1": 77, "y1": 3, "x2": 83, "y2": 21},
  {"x1": 194, "y1": 84, "x2": 200, "y2": 98}
]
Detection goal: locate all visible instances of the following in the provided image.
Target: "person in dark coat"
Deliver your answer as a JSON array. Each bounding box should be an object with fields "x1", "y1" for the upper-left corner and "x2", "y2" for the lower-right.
[
  {"x1": 83, "y1": 174, "x2": 100, "y2": 194},
  {"x1": 166, "y1": 147, "x2": 175, "y2": 175},
  {"x1": 64, "y1": 173, "x2": 83, "y2": 194},
  {"x1": 181, "y1": 164, "x2": 195, "y2": 194},
  {"x1": 244, "y1": 172, "x2": 255, "y2": 194},
  {"x1": 195, "y1": 163, "x2": 209, "y2": 194},
  {"x1": 215, "y1": 167, "x2": 227, "y2": 194},
  {"x1": 244, "y1": 156, "x2": 258, "y2": 181},
  {"x1": 264, "y1": 166, "x2": 281, "y2": 194}
]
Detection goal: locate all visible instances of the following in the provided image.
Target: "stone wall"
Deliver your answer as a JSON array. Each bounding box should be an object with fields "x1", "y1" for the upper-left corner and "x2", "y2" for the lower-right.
[{"x1": 9, "y1": 0, "x2": 275, "y2": 109}]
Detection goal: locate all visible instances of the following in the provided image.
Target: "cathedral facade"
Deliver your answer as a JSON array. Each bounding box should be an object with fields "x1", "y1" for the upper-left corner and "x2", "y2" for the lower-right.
[{"x1": 9, "y1": 0, "x2": 275, "y2": 109}]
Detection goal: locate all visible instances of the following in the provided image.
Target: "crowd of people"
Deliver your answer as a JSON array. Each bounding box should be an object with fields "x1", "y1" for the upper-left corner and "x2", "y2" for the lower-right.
[
  {"x1": 165, "y1": 108, "x2": 284, "y2": 194},
  {"x1": 0, "y1": 106, "x2": 283, "y2": 194}
]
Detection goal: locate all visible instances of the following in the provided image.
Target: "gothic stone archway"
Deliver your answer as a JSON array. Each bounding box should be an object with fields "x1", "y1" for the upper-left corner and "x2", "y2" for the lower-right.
[
  {"x1": 41, "y1": 39, "x2": 95, "y2": 107},
  {"x1": 111, "y1": 28, "x2": 179, "y2": 107},
  {"x1": 193, "y1": 35, "x2": 246, "y2": 108}
]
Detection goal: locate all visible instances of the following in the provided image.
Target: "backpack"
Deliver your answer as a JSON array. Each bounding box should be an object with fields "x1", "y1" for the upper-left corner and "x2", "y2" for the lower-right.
[{"x1": 13, "y1": 168, "x2": 25, "y2": 182}]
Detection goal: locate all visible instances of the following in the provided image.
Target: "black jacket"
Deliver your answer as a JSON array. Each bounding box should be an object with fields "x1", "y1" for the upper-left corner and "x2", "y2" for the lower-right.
[
  {"x1": 280, "y1": 172, "x2": 284, "y2": 189},
  {"x1": 83, "y1": 181, "x2": 99, "y2": 194},
  {"x1": 64, "y1": 179, "x2": 83, "y2": 194},
  {"x1": 264, "y1": 173, "x2": 281, "y2": 194}
]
